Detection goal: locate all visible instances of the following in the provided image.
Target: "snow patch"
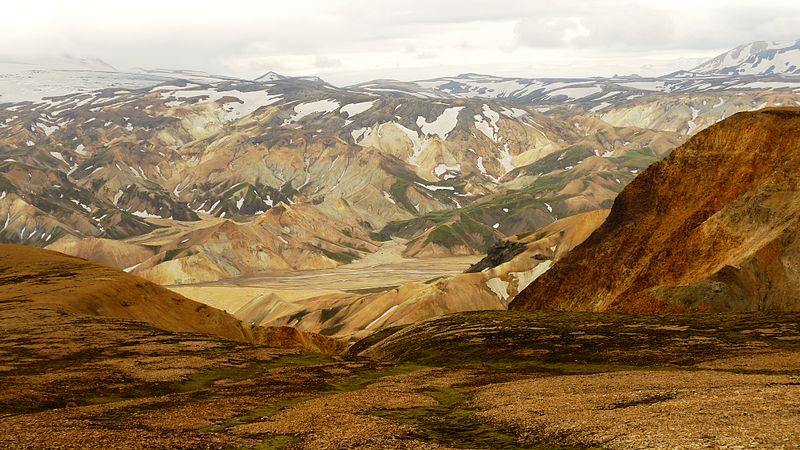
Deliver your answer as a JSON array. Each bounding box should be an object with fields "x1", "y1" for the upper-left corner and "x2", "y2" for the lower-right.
[
  {"x1": 37, "y1": 123, "x2": 59, "y2": 136},
  {"x1": 340, "y1": 100, "x2": 376, "y2": 118},
  {"x1": 476, "y1": 156, "x2": 500, "y2": 183},
  {"x1": 511, "y1": 261, "x2": 553, "y2": 292},
  {"x1": 416, "y1": 106, "x2": 464, "y2": 139},
  {"x1": 433, "y1": 163, "x2": 461, "y2": 179},
  {"x1": 497, "y1": 143, "x2": 514, "y2": 174},
  {"x1": 687, "y1": 106, "x2": 700, "y2": 135},
  {"x1": 49, "y1": 152, "x2": 68, "y2": 165},
  {"x1": 123, "y1": 263, "x2": 141, "y2": 273},
  {"x1": 392, "y1": 123, "x2": 424, "y2": 166},
  {"x1": 113, "y1": 190, "x2": 124, "y2": 205},
  {"x1": 365, "y1": 304, "x2": 400, "y2": 330},
  {"x1": 287, "y1": 99, "x2": 340, "y2": 123},
  {"x1": 132, "y1": 209, "x2": 159, "y2": 218},
  {"x1": 486, "y1": 277, "x2": 510, "y2": 302},
  {"x1": 351, "y1": 127, "x2": 370, "y2": 143},
  {"x1": 500, "y1": 106, "x2": 527, "y2": 118},
  {"x1": 415, "y1": 182, "x2": 455, "y2": 191}
]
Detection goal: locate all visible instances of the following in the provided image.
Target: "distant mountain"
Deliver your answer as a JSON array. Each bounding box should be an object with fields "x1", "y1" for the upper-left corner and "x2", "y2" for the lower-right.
[
  {"x1": 2, "y1": 42, "x2": 800, "y2": 289},
  {"x1": 0, "y1": 74, "x2": 686, "y2": 284},
  {"x1": 132, "y1": 67, "x2": 241, "y2": 83},
  {"x1": 512, "y1": 108, "x2": 800, "y2": 313},
  {"x1": 0, "y1": 62, "x2": 165, "y2": 104},
  {"x1": 691, "y1": 39, "x2": 800, "y2": 76},
  {"x1": 0, "y1": 55, "x2": 117, "y2": 71},
  {"x1": 255, "y1": 71, "x2": 288, "y2": 82},
  {"x1": 0, "y1": 60, "x2": 239, "y2": 104},
  {"x1": 353, "y1": 71, "x2": 800, "y2": 107}
]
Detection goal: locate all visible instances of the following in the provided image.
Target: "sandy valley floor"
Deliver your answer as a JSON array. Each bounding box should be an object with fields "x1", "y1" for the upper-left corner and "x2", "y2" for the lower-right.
[{"x1": 171, "y1": 239, "x2": 480, "y2": 314}]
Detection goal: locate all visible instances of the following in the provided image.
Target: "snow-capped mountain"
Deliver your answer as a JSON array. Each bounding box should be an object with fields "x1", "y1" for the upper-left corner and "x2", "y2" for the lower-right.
[
  {"x1": 352, "y1": 72, "x2": 800, "y2": 112},
  {"x1": 691, "y1": 39, "x2": 800, "y2": 76},
  {"x1": 2, "y1": 39, "x2": 800, "y2": 286},
  {"x1": 0, "y1": 59, "x2": 242, "y2": 104},
  {"x1": 255, "y1": 71, "x2": 288, "y2": 82},
  {"x1": 0, "y1": 62, "x2": 177, "y2": 104}
]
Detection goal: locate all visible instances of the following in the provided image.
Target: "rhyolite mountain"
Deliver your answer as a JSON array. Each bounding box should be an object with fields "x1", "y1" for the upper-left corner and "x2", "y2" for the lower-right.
[
  {"x1": 1, "y1": 39, "x2": 800, "y2": 285},
  {"x1": 511, "y1": 108, "x2": 800, "y2": 313}
]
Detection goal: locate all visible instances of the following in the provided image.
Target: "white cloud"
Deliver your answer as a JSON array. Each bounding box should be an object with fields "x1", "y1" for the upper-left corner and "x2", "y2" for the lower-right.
[{"x1": 1, "y1": 0, "x2": 798, "y2": 85}]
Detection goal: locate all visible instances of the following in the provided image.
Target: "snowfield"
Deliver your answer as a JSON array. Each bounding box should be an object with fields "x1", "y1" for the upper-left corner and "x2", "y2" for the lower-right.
[
  {"x1": 416, "y1": 106, "x2": 464, "y2": 139},
  {"x1": 288, "y1": 99, "x2": 340, "y2": 123}
]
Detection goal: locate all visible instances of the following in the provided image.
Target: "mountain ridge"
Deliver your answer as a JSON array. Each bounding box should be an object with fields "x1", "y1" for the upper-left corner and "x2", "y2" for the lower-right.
[
  {"x1": 511, "y1": 107, "x2": 800, "y2": 313},
  {"x1": 691, "y1": 39, "x2": 800, "y2": 76}
]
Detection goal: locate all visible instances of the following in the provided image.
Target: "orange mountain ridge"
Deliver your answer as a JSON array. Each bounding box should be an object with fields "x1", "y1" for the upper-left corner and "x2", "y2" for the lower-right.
[
  {"x1": 0, "y1": 244, "x2": 343, "y2": 352},
  {"x1": 512, "y1": 108, "x2": 800, "y2": 313}
]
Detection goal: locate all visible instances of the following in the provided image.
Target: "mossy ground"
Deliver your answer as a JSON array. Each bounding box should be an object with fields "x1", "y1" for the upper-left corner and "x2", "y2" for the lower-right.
[
  {"x1": 370, "y1": 386, "x2": 602, "y2": 450},
  {"x1": 5, "y1": 305, "x2": 800, "y2": 449},
  {"x1": 353, "y1": 310, "x2": 800, "y2": 369}
]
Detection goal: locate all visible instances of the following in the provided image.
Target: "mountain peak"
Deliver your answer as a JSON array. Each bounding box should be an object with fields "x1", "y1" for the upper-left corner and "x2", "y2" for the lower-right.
[
  {"x1": 691, "y1": 39, "x2": 800, "y2": 76},
  {"x1": 255, "y1": 71, "x2": 287, "y2": 82}
]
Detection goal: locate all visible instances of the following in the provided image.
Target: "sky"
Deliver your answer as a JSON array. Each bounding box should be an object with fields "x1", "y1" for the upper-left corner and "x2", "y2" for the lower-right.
[{"x1": 3, "y1": 0, "x2": 800, "y2": 86}]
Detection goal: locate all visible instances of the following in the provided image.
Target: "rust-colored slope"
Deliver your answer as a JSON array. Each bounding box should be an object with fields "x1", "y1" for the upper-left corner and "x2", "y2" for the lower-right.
[
  {"x1": 511, "y1": 108, "x2": 800, "y2": 313},
  {"x1": 46, "y1": 237, "x2": 155, "y2": 270},
  {"x1": 0, "y1": 244, "x2": 345, "y2": 352},
  {"x1": 0, "y1": 244, "x2": 254, "y2": 342}
]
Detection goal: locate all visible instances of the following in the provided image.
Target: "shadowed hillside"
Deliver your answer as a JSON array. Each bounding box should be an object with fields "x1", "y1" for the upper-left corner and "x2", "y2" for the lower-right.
[{"x1": 0, "y1": 244, "x2": 343, "y2": 352}]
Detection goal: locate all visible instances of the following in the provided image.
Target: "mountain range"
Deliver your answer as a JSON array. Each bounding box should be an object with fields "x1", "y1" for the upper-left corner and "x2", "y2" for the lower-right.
[{"x1": 1, "y1": 39, "x2": 800, "y2": 324}]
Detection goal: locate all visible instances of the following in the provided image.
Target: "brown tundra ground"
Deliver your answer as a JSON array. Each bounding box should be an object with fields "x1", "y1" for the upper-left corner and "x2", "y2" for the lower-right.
[{"x1": 2, "y1": 303, "x2": 799, "y2": 449}]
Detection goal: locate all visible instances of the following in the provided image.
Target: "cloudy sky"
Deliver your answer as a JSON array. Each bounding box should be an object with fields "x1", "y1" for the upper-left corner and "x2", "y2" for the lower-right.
[{"x1": 3, "y1": 0, "x2": 799, "y2": 85}]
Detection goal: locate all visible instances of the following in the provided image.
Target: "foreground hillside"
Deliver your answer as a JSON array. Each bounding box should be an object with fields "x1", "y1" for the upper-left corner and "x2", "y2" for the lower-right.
[
  {"x1": 2, "y1": 228, "x2": 799, "y2": 448},
  {"x1": 0, "y1": 244, "x2": 342, "y2": 352},
  {"x1": 0, "y1": 244, "x2": 252, "y2": 341},
  {"x1": 3, "y1": 305, "x2": 798, "y2": 449},
  {"x1": 513, "y1": 108, "x2": 800, "y2": 313}
]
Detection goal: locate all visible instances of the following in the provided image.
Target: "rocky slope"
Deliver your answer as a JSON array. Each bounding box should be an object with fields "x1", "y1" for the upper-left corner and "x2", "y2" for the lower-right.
[
  {"x1": 512, "y1": 108, "x2": 800, "y2": 313},
  {"x1": 0, "y1": 244, "x2": 251, "y2": 340}
]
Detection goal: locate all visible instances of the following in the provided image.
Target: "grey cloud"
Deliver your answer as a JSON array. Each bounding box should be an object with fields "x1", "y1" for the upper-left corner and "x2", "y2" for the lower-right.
[
  {"x1": 688, "y1": 5, "x2": 800, "y2": 46},
  {"x1": 514, "y1": 2, "x2": 676, "y2": 50},
  {"x1": 2, "y1": 0, "x2": 798, "y2": 84},
  {"x1": 314, "y1": 55, "x2": 343, "y2": 68},
  {"x1": 514, "y1": 1, "x2": 800, "y2": 51},
  {"x1": 416, "y1": 51, "x2": 439, "y2": 60}
]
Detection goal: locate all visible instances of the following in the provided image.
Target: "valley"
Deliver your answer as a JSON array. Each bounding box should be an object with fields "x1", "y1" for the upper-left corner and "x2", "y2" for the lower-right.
[{"x1": 170, "y1": 240, "x2": 480, "y2": 317}]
